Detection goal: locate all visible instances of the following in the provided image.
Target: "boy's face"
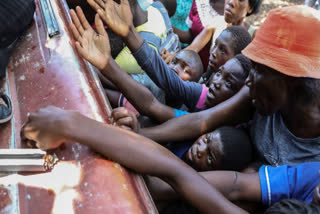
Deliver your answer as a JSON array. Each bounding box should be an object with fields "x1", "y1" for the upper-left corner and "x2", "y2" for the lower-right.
[
  {"x1": 205, "y1": 58, "x2": 244, "y2": 108},
  {"x1": 208, "y1": 31, "x2": 236, "y2": 73},
  {"x1": 185, "y1": 131, "x2": 223, "y2": 171},
  {"x1": 169, "y1": 51, "x2": 199, "y2": 82}
]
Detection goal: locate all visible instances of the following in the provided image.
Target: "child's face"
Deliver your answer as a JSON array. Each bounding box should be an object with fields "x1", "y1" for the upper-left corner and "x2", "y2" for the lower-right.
[
  {"x1": 224, "y1": 0, "x2": 251, "y2": 24},
  {"x1": 208, "y1": 31, "x2": 235, "y2": 73},
  {"x1": 205, "y1": 58, "x2": 244, "y2": 108},
  {"x1": 169, "y1": 51, "x2": 199, "y2": 82},
  {"x1": 185, "y1": 131, "x2": 223, "y2": 171}
]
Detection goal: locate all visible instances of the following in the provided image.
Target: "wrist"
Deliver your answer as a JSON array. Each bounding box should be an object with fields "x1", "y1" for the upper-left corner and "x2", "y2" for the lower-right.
[
  {"x1": 123, "y1": 25, "x2": 144, "y2": 53},
  {"x1": 100, "y1": 56, "x2": 113, "y2": 74},
  {"x1": 62, "y1": 110, "x2": 83, "y2": 142}
]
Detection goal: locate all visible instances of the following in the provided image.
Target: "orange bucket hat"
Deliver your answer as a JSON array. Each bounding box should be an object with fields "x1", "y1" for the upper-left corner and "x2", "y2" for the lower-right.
[{"x1": 242, "y1": 6, "x2": 320, "y2": 78}]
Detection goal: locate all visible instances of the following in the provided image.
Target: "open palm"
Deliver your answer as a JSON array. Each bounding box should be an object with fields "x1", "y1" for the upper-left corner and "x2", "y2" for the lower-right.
[
  {"x1": 88, "y1": 0, "x2": 133, "y2": 38},
  {"x1": 70, "y1": 7, "x2": 110, "y2": 70}
]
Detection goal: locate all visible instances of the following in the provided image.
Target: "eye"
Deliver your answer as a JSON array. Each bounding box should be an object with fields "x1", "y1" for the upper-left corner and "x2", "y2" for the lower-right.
[
  {"x1": 207, "y1": 155, "x2": 213, "y2": 166},
  {"x1": 226, "y1": 80, "x2": 233, "y2": 89},
  {"x1": 220, "y1": 46, "x2": 225, "y2": 54}
]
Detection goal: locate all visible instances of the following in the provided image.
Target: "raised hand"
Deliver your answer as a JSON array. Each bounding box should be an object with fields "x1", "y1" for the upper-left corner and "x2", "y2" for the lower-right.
[
  {"x1": 70, "y1": 6, "x2": 110, "y2": 70},
  {"x1": 88, "y1": 0, "x2": 133, "y2": 38},
  {"x1": 21, "y1": 106, "x2": 76, "y2": 150},
  {"x1": 160, "y1": 49, "x2": 177, "y2": 64},
  {"x1": 111, "y1": 107, "x2": 140, "y2": 133}
]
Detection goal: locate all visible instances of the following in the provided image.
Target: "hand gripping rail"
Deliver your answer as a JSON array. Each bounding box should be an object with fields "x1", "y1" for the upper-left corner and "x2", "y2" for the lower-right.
[{"x1": 0, "y1": 149, "x2": 58, "y2": 172}]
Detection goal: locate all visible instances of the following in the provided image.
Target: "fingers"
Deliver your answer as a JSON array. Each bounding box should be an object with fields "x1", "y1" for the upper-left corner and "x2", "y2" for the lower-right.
[
  {"x1": 70, "y1": 9, "x2": 84, "y2": 36},
  {"x1": 88, "y1": 0, "x2": 104, "y2": 14},
  {"x1": 95, "y1": 14, "x2": 107, "y2": 37},
  {"x1": 70, "y1": 23, "x2": 81, "y2": 42},
  {"x1": 115, "y1": 117, "x2": 134, "y2": 129},
  {"x1": 111, "y1": 107, "x2": 131, "y2": 121},
  {"x1": 160, "y1": 48, "x2": 167, "y2": 56},
  {"x1": 75, "y1": 6, "x2": 92, "y2": 31},
  {"x1": 75, "y1": 41, "x2": 86, "y2": 58},
  {"x1": 120, "y1": 0, "x2": 130, "y2": 8}
]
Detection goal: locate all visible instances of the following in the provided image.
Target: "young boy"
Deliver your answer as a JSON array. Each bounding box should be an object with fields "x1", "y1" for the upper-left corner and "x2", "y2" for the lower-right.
[
  {"x1": 171, "y1": 126, "x2": 252, "y2": 171},
  {"x1": 86, "y1": 0, "x2": 252, "y2": 110},
  {"x1": 22, "y1": 105, "x2": 320, "y2": 214},
  {"x1": 69, "y1": 7, "x2": 251, "y2": 123}
]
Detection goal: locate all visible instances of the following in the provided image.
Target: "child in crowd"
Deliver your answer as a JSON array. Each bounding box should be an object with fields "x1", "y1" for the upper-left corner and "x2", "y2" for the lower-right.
[
  {"x1": 106, "y1": 48, "x2": 203, "y2": 110},
  {"x1": 107, "y1": 27, "x2": 251, "y2": 122},
  {"x1": 175, "y1": 126, "x2": 252, "y2": 171},
  {"x1": 117, "y1": 54, "x2": 251, "y2": 123},
  {"x1": 69, "y1": 7, "x2": 251, "y2": 124},
  {"x1": 162, "y1": 0, "x2": 262, "y2": 70},
  {"x1": 87, "y1": 0, "x2": 252, "y2": 110},
  {"x1": 22, "y1": 105, "x2": 320, "y2": 214}
]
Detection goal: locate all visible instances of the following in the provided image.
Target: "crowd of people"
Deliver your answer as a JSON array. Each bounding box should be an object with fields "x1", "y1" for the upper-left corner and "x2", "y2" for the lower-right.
[{"x1": 2, "y1": 0, "x2": 320, "y2": 213}]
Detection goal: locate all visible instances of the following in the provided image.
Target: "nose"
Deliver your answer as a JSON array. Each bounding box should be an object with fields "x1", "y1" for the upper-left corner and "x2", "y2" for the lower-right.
[
  {"x1": 211, "y1": 47, "x2": 217, "y2": 58},
  {"x1": 245, "y1": 68, "x2": 255, "y2": 88},
  {"x1": 197, "y1": 138, "x2": 208, "y2": 159},
  {"x1": 226, "y1": 0, "x2": 236, "y2": 8}
]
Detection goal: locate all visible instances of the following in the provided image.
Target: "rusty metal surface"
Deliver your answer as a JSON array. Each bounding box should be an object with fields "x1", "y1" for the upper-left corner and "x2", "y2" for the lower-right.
[{"x1": 0, "y1": 0, "x2": 158, "y2": 213}]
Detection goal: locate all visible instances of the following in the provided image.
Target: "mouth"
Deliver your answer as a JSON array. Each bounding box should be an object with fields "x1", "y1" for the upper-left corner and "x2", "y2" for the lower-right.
[
  {"x1": 206, "y1": 87, "x2": 216, "y2": 100},
  {"x1": 187, "y1": 145, "x2": 198, "y2": 162},
  {"x1": 224, "y1": 8, "x2": 233, "y2": 17},
  {"x1": 209, "y1": 60, "x2": 217, "y2": 70}
]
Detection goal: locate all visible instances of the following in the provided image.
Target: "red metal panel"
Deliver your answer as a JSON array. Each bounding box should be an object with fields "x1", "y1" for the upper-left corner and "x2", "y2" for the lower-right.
[{"x1": 0, "y1": 0, "x2": 157, "y2": 213}]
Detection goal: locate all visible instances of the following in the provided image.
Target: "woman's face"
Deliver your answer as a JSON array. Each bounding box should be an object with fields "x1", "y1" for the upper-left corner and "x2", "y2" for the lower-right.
[
  {"x1": 185, "y1": 132, "x2": 224, "y2": 171},
  {"x1": 224, "y1": 0, "x2": 251, "y2": 24}
]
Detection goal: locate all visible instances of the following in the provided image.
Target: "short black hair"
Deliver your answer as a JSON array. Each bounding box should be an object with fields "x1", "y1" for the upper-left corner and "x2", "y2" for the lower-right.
[
  {"x1": 217, "y1": 126, "x2": 252, "y2": 171},
  {"x1": 179, "y1": 49, "x2": 203, "y2": 82},
  {"x1": 224, "y1": 26, "x2": 252, "y2": 55},
  {"x1": 234, "y1": 54, "x2": 252, "y2": 81},
  {"x1": 247, "y1": 0, "x2": 263, "y2": 16}
]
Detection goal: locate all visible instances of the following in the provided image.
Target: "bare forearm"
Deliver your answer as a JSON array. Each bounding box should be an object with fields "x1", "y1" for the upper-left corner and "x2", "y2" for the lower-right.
[
  {"x1": 147, "y1": 171, "x2": 261, "y2": 203},
  {"x1": 123, "y1": 25, "x2": 144, "y2": 53},
  {"x1": 66, "y1": 113, "x2": 247, "y2": 214},
  {"x1": 140, "y1": 86, "x2": 253, "y2": 143},
  {"x1": 185, "y1": 28, "x2": 214, "y2": 53},
  {"x1": 101, "y1": 59, "x2": 173, "y2": 122},
  {"x1": 173, "y1": 26, "x2": 194, "y2": 44}
]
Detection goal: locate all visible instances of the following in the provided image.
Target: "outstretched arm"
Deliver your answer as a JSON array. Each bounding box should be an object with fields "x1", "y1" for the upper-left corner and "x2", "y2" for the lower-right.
[
  {"x1": 88, "y1": 0, "x2": 204, "y2": 109},
  {"x1": 146, "y1": 170, "x2": 261, "y2": 203},
  {"x1": 22, "y1": 106, "x2": 248, "y2": 214},
  {"x1": 140, "y1": 86, "x2": 254, "y2": 143},
  {"x1": 70, "y1": 7, "x2": 175, "y2": 122}
]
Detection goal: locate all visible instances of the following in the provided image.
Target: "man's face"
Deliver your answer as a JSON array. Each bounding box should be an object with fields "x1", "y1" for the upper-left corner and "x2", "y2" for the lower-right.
[
  {"x1": 208, "y1": 31, "x2": 236, "y2": 73},
  {"x1": 245, "y1": 62, "x2": 287, "y2": 115}
]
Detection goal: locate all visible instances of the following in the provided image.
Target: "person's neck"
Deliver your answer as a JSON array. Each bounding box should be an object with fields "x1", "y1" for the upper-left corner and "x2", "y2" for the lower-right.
[
  {"x1": 280, "y1": 100, "x2": 320, "y2": 139},
  {"x1": 132, "y1": 6, "x2": 148, "y2": 27},
  {"x1": 232, "y1": 18, "x2": 245, "y2": 26}
]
